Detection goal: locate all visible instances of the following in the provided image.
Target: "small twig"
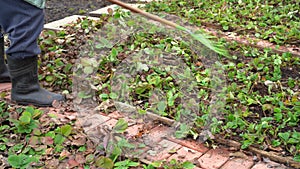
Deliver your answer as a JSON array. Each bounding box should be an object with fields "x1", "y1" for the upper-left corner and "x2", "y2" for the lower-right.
[
  {"x1": 106, "y1": 0, "x2": 229, "y2": 57},
  {"x1": 248, "y1": 147, "x2": 300, "y2": 168},
  {"x1": 215, "y1": 137, "x2": 300, "y2": 168},
  {"x1": 145, "y1": 111, "x2": 175, "y2": 126},
  {"x1": 107, "y1": 0, "x2": 178, "y2": 28}
]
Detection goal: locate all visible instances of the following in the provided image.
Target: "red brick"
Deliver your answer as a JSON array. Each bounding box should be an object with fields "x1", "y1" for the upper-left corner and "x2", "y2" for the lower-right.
[
  {"x1": 144, "y1": 125, "x2": 174, "y2": 144},
  {"x1": 107, "y1": 111, "x2": 124, "y2": 119},
  {"x1": 221, "y1": 157, "x2": 254, "y2": 169},
  {"x1": 251, "y1": 162, "x2": 288, "y2": 169},
  {"x1": 85, "y1": 119, "x2": 117, "y2": 145},
  {"x1": 85, "y1": 127, "x2": 103, "y2": 144},
  {"x1": 168, "y1": 146, "x2": 203, "y2": 162},
  {"x1": 125, "y1": 124, "x2": 144, "y2": 138},
  {"x1": 124, "y1": 141, "x2": 151, "y2": 159},
  {"x1": 145, "y1": 139, "x2": 182, "y2": 161},
  {"x1": 251, "y1": 162, "x2": 271, "y2": 169},
  {"x1": 168, "y1": 138, "x2": 209, "y2": 154},
  {"x1": 0, "y1": 83, "x2": 11, "y2": 92},
  {"x1": 103, "y1": 119, "x2": 152, "y2": 159},
  {"x1": 198, "y1": 148, "x2": 230, "y2": 169},
  {"x1": 102, "y1": 119, "x2": 118, "y2": 129},
  {"x1": 80, "y1": 114, "x2": 111, "y2": 132}
]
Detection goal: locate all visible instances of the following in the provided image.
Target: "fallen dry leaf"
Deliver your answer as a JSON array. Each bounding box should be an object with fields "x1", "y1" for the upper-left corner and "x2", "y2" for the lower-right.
[
  {"x1": 60, "y1": 150, "x2": 71, "y2": 159},
  {"x1": 229, "y1": 151, "x2": 248, "y2": 159},
  {"x1": 29, "y1": 136, "x2": 40, "y2": 146},
  {"x1": 268, "y1": 146, "x2": 283, "y2": 152},
  {"x1": 45, "y1": 148, "x2": 54, "y2": 155},
  {"x1": 34, "y1": 145, "x2": 47, "y2": 152},
  {"x1": 71, "y1": 135, "x2": 86, "y2": 146},
  {"x1": 41, "y1": 136, "x2": 54, "y2": 145},
  {"x1": 75, "y1": 154, "x2": 86, "y2": 164},
  {"x1": 68, "y1": 159, "x2": 80, "y2": 168},
  {"x1": 45, "y1": 159, "x2": 59, "y2": 169}
]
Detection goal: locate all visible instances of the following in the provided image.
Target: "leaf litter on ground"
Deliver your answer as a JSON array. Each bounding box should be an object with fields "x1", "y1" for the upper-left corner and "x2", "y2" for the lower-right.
[{"x1": 0, "y1": 2, "x2": 299, "y2": 168}]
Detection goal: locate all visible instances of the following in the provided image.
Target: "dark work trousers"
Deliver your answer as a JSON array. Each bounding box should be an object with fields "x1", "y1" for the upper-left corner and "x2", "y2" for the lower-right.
[{"x1": 0, "y1": 0, "x2": 44, "y2": 59}]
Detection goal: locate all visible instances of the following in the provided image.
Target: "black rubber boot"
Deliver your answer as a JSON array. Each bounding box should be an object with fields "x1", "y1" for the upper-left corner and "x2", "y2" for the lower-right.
[
  {"x1": 0, "y1": 33, "x2": 10, "y2": 83},
  {"x1": 7, "y1": 56, "x2": 64, "y2": 107}
]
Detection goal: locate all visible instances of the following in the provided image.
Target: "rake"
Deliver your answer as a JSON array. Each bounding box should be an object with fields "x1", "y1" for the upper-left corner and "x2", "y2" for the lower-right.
[{"x1": 106, "y1": 0, "x2": 229, "y2": 57}]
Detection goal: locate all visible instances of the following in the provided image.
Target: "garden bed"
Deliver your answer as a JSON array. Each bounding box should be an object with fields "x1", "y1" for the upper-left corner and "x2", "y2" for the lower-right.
[{"x1": 39, "y1": 7, "x2": 300, "y2": 165}]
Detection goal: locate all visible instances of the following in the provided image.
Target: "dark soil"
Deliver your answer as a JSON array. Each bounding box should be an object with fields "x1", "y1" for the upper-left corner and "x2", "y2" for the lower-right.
[{"x1": 45, "y1": 0, "x2": 138, "y2": 23}]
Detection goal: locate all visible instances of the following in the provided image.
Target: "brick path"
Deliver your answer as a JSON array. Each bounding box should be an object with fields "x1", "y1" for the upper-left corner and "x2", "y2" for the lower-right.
[
  {"x1": 65, "y1": 107, "x2": 293, "y2": 169},
  {"x1": 84, "y1": 110, "x2": 290, "y2": 169},
  {"x1": 0, "y1": 83, "x2": 291, "y2": 169}
]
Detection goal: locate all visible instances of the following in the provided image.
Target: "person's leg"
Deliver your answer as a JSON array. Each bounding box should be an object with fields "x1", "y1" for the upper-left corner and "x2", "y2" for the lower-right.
[
  {"x1": 0, "y1": 29, "x2": 10, "y2": 83},
  {"x1": 0, "y1": 0, "x2": 44, "y2": 58},
  {"x1": 0, "y1": 0, "x2": 64, "y2": 107}
]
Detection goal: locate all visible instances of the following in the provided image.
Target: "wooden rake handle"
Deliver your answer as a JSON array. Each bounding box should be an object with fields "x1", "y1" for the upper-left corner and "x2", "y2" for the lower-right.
[{"x1": 107, "y1": 0, "x2": 179, "y2": 28}]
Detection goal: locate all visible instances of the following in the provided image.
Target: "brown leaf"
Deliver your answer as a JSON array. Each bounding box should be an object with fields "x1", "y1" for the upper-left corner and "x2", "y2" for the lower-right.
[
  {"x1": 68, "y1": 159, "x2": 80, "y2": 168},
  {"x1": 229, "y1": 151, "x2": 248, "y2": 159},
  {"x1": 107, "y1": 8, "x2": 113, "y2": 15},
  {"x1": 75, "y1": 154, "x2": 86, "y2": 164},
  {"x1": 29, "y1": 136, "x2": 40, "y2": 146},
  {"x1": 66, "y1": 115, "x2": 77, "y2": 121},
  {"x1": 71, "y1": 136, "x2": 86, "y2": 146},
  {"x1": 229, "y1": 146, "x2": 239, "y2": 151},
  {"x1": 57, "y1": 162, "x2": 69, "y2": 169},
  {"x1": 41, "y1": 136, "x2": 54, "y2": 145},
  {"x1": 60, "y1": 150, "x2": 71, "y2": 159},
  {"x1": 74, "y1": 120, "x2": 82, "y2": 128},
  {"x1": 103, "y1": 134, "x2": 112, "y2": 151},
  {"x1": 52, "y1": 99, "x2": 62, "y2": 108},
  {"x1": 9, "y1": 111, "x2": 19, "y2": 120},
  {"x1": 45, "y1": 159, "x2": 59, "y2": 169},
  {"x1": 45, "y1": 148, "x2": 53, "y2": 155},
  {"x1": 34, "y1": 145, "x2": 47, "y2": 152},
  {"x1": 268, "y1": 146, "x2": 283, "y2": 152}
]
